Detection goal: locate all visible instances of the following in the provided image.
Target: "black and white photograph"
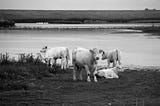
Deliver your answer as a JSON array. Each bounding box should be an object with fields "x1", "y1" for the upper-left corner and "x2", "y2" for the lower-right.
[{"x1": 0, "y1": 0, "x2": 160, "y2": 105}]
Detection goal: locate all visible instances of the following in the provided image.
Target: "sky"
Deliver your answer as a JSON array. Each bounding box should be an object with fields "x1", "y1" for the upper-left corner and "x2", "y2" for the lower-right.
[{"x1": 0, "y1": 0, "x2": 159, "y2": 10}]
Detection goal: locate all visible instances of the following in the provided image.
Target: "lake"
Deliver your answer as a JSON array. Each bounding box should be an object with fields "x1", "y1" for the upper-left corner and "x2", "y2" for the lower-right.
[{"x1": 0, "y1": 23, "x2": 160, "y2": 66}]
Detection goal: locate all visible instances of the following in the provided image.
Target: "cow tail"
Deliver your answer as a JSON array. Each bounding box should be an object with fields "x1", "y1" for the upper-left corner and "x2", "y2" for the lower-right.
[
  {"x1": 66, "y1": 48, "x2": 70, "y2": 60},
  {"x1": 116, "y1": 49, "x2": 118, "y2": 61},
  {"x1": 72, "y1": 49, "x2": 77, "y2": 67},
  {"x1": 116, "y1": 49, "x2": 121, "y2": 64}
]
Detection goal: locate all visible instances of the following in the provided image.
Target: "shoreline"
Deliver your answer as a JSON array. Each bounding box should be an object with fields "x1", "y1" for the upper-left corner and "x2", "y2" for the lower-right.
[
  {"x1": 0, "y1": 23, "x2": 159, "y2": 31},
  {"x1": 0, "y1": 25, "x2": 159, "y2": 30},
  {"x1": 123, "y1": 64, "x2": 160, "y2": 71},
  {"x1": 1, "y1": 25, "x2": 160, "y2": 36}
]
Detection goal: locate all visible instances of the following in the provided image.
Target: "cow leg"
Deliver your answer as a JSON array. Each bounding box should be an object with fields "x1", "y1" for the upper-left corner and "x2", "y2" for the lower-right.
[
  {"x1": 66, "y1": 58, "x2": 69, "y2": 69},
  {"x1": 115, "y1": 74, "x2": 119, "y2": 79},
  {"x1": 51, "y1": 58, "x2": 56, "y2": 69},
  {"x1": 63, "y1": 57, "x2": 68, "y2": 69},
  {"x1": 61, "y1": 58, "x2": 67, "y2": 70},
  {"x1": 61, "y1": 58, "x2": 64, "y2": 70},
  {"x1": 107, "y1": 59, "x2": 110, "y2": 68},
  {"x1": 55, "y1": 59, "x2": 57, "y2": 65},
  {"x1": 54, "y1": 58, "x2": 57, "y2": 68},
  {"x1": 111, "y1": 72, "x2": 119, "y2": 79},
  {"x1": 50, "y1": 59, "x2": 53, "y2": 68},
  {"x1": 93, "y1": 67, "x2": 98, "y2": 82},
  {"x1": 73, "y1": 64, "x2": 77, "y2": 81},
  {"x1": 84, "y1": 65, "x2": 91, "y2": 82},
  {"x1": 113, "y1": 60, "x2": 117, "y2": 67},
  {"x1": 64, "y1": 58, "x2": 68, "y2": 69},
  {"x1": 118, "y1": 60, "x2": 121, "y2": 66},
  {"x1": 48, "y1": 59, "x2": 52, "y2": 68},
  {"x1": 51, "y1": 58, "x2": 56, "y2": 68},
  {"x1": 79, "y1": 70, "x2": 83, "y2": 81}
]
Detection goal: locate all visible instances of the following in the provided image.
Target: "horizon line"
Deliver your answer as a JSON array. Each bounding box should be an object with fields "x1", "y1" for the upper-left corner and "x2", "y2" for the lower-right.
[{"x1": 0, "y1": 9, "x2": 159, "y2": 11}]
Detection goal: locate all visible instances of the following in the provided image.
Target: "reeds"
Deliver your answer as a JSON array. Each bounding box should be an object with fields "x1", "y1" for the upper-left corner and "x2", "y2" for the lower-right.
[{"x1": 0, "y1": 52, "x2": 54, "y2": 91}]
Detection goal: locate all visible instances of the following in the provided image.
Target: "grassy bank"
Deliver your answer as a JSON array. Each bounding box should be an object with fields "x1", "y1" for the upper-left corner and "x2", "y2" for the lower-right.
[
  {"x1": 0, "y1": 53, "x2": 59, "y2": 91},
  {"x1": 128, "y1": 26, "x2": 160, "y2": 35},
  {"x1": 0, "y1": 10, "x2": 160, "y2": 23},
  {"x1": 0, "y1": 20, "x2": 15, "y2": 27},
  {"x1": 130, "y1": 26, "x2": 160, "y2": 32},
  {"x1": 1, "y1": 62, "x2": 160, "y2": 105},
  {"x1": 1, "y1": 53, "x2": 160, "y2": 105}
]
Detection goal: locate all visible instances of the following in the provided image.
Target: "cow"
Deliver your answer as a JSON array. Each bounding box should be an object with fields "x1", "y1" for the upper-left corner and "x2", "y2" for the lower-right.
[
  {"x1": 72, "y1": 47, "x2": 100, "y2": 82},
  {"x1": 99, "y1": 49, "x2": 122, "y2": 68},
  {"x1": 93, "y1": 65, "x2": 123, "y2": 82},
  {"x1": 40, "y1": 46, "x2": 70, "y2": 69}
]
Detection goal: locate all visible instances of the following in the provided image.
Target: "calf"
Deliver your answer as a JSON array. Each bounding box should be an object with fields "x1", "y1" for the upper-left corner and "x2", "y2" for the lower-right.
[
  {"x1": 99, "y1": 49, "x2": 122, "y2": 68},
  {"x1": 40, "y1": 46, "x2": 70, "y2": 69}
]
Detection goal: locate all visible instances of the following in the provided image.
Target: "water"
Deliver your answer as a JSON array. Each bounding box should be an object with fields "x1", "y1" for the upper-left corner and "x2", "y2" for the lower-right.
[
  {"x1": 0, "y1": 23, "x2": 160, "y2": 66},
  {"x1": 16, "y1": 23, "x2": 160, "y2": 29}
]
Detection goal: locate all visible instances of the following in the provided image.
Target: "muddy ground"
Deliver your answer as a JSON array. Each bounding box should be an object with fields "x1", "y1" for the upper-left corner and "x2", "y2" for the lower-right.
[{"x1": 1, "y1": 66, "x2": 160, "y2": 106}]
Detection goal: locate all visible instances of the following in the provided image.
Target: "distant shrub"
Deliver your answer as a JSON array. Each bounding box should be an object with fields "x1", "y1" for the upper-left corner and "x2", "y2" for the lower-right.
[
  {"x1": 0, "y1": 19, "x2": 15, "y2": 27},
  {"x1": 145, "y1": 8, "x2": 149, "y2": 11}
]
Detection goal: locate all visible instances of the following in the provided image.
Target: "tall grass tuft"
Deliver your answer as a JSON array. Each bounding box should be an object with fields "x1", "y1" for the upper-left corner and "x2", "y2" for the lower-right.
[
  {"x1": 0, "y1": 52, "x2": 10, "y2": 65},
  {"x1": 0, "y1": 52, "x2": 56, "y2": 91}
]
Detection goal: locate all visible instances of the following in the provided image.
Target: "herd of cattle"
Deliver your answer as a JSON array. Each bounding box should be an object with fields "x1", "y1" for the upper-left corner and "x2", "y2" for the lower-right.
[
  {"x1": 40, "y1": 46, "x2": 123, "y2": 82},
  {"x1": 0, "y1": 46, "x2": 123, "y2": 82}
]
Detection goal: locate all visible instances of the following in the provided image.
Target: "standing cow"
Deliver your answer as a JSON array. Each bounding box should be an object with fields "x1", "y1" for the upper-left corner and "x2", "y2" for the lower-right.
[
  {"x1": 40, "y1": 46, "x2": 70, "y2": 69},
  {"x1": 99, "y1": 49, "x2": 122, "y2": 68},
  {"x1": 72, "y1": 47, "x2": 99, "y2": 82}
]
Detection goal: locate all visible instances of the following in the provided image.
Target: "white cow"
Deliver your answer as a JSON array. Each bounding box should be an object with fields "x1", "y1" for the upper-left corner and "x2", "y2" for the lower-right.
[
  {"x1": 40, "y1": 46, "x2": 70, "y2": 69},
  {"x1": 99, "y1": 49, "x2": 122, "y2": 68},
  {"x1": 72, "y1": 47, "x2": 99, "y2": 82},
  {"x1": 93, "y1": 65, "x2": 123, "y2": 82}
]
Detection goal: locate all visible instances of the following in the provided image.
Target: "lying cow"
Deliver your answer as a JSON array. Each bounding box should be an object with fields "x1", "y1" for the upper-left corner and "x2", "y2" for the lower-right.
[
  {"x1": 72, "y1": 47, "x2": 99, "y2": 82},
  {"x1": 99, "y1": 49, "x2": 122, "y2": 68},
  {"x1": 93, "y1": 65, "x2": 123, "y2": 82},
  {"x1": 40, "y1": 46, "x2": 70, "y2": 69}
]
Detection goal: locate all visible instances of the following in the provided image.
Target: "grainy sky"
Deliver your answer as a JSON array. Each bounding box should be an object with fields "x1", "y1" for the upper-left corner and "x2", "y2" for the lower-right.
[{"x1": 0, "y1": 0, "x2": 159, "y2": 10}]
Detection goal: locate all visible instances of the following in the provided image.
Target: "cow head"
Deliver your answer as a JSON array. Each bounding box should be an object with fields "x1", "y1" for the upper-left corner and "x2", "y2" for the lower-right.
[
  {"x1": 90, "y1": 48, "x2": 100, "y2": 61},
  {"x1": 40, "y1": 46, "x2": 47, "y2": 53},
  {"x1": 115, "y1": 65, "x2": 123, "y2": 72},
  {"x1": 99, "y1": 49, "x2": 106, "y2": 60}
]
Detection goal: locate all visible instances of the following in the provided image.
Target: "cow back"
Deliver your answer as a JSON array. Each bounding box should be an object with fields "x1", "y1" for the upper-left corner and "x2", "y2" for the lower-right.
[
  {"x1": 72, "y1": 48, "x2": 97, "y2": 69},
  {"x1": 46, "y1": 47, "x2": 68, "y2": 59}
]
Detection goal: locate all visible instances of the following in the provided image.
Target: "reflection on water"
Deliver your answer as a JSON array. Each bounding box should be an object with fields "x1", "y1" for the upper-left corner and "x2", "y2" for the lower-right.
[
  {"x1": 0, "y1": 26, "x2": 160, "y2": 66},
  {"x1": 15, "y1": 23, "x2": 160, "y2": 29}
]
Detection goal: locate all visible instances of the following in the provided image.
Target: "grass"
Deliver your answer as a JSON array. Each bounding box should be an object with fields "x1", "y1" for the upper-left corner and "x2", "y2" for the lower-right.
[
  {"x1": 1, "y1": 64, "x2": 160, "y2": 105},
  {"x1": 0, "y1": 10, "x2": 160, "y2": 23},
  {"x1": 0, "y1": 53, "x2": 55, "y2": 91},
  {"x1": 0, "y1": 53, "x2": 160, "y2": 105}
]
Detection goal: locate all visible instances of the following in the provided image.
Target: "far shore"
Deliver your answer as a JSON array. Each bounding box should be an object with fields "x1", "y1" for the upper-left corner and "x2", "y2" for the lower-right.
[{"x1": 1, "y1": 24, "x2": 160, "y2": 35}]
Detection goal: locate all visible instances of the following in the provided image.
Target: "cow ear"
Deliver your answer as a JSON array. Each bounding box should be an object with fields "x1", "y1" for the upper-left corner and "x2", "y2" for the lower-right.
[
  {"x1": 99, "y1": 50, "x2": 105, "y2": 54},
  {"x1": 92, "y1": 48, "x2": 98, "y2": 54},
  {"x1": 89, "y1": 50, "x2": 94, "y2": 54}
]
